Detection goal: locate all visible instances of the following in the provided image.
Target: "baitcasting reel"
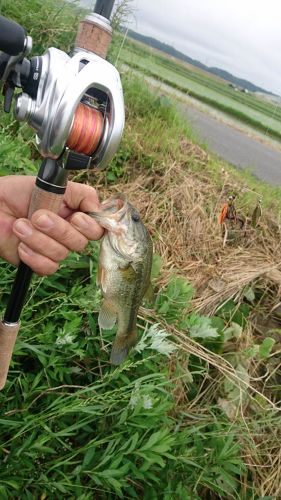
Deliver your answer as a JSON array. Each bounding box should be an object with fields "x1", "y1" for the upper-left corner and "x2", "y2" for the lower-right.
[{"x1": 0, "y1": 13, "x2": 125, "y2": 170}]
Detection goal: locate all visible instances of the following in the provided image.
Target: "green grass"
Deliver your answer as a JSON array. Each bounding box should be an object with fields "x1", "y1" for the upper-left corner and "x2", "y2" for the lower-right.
[
  {"x1": 118, "y1": 38, "x2": 281, "y2": 141},
  {"x1": 0, "y1": 0, "x2": 85, "y2": 54},
  {"x1": 0, "y1": 1, "x2": 280, "y2": 498}
]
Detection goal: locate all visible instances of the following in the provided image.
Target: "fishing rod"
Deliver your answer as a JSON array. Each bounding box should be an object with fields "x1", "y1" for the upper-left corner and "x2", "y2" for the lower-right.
[{"x1": 0, "y1": 0, "x2": 125, "y2": 389}]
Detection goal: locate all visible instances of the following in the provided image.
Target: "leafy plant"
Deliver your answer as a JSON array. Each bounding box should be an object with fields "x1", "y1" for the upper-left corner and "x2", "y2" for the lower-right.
[{"x1": 156, "y1": 276, "x2": 194, "y2": 324}]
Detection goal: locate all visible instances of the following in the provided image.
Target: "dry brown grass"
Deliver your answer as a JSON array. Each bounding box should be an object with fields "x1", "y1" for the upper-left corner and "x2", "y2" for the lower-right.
[
  {"x1": 89, "y1": 135, "x2": 281, "y2": 498},
  {"x1": 95, "y1": 138, "x2": 281, "y2": 317}
]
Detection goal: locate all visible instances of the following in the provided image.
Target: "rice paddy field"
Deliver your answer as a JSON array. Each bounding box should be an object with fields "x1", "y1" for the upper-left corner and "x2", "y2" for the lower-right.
[{"x1": 117, "y1": 37, "x2": 281, "y2": 141}]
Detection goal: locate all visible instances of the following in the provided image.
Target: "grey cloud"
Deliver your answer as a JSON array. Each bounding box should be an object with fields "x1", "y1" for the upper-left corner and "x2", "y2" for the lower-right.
[{"x1": 130, "y1": 0, "x2": 281, "y2": 95}]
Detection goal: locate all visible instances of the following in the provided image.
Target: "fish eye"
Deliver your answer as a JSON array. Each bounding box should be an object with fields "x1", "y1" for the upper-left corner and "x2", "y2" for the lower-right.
[{"x1": 131, "y1": 212, "x2": 140, "y2": 222}]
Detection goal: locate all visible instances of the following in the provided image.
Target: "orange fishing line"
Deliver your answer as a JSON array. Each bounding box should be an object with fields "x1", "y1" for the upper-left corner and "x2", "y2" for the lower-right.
[{"x1": 66, "y1": 103, "x2": 104, "y2": 155}]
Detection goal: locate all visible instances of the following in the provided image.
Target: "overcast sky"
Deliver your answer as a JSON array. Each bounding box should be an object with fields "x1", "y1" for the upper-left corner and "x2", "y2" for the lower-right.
[{"x1": 127, "y1": 0, "x2": 281, "y2": 95}]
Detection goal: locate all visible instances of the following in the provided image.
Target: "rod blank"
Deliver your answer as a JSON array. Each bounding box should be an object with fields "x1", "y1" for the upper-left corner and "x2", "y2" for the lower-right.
[{"x1": 94, "y1": 0, "x2": 115, "y2": 20}]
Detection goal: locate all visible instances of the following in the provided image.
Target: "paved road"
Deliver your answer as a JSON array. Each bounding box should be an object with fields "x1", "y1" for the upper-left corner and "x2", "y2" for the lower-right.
[
  {"x1": 122, "y1": 64, "x2": 281, "y2": 185},
  {"x1": 179, "y1": 105, "x2": 281, "y2": 186}
]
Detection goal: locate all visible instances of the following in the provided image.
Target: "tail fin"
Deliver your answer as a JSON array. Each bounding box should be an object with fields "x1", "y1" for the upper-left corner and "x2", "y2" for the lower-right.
[{"x1": 110, "y1": 332, "x2": 137, "y2": 365}]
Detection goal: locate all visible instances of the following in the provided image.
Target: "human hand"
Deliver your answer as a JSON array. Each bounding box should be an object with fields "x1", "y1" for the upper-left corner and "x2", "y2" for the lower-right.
[{"x1": 0, "y1": 175, "x2": 103, "y2": 275}]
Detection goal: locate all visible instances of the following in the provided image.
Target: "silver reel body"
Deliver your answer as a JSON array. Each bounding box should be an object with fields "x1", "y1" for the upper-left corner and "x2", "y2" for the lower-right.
[{"x1": 14, "y1": 47, "x2": 125, "y2": 169}]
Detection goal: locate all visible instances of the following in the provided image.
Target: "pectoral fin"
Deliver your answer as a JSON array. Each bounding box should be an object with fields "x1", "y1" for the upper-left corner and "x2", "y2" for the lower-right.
[{"x1": 98, "y1": 300, "x2": 117, "y2": 330}]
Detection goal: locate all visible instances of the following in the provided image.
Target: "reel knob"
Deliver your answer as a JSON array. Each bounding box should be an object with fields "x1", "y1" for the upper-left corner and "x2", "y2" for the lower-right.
[{"x1": 14, "y1": 93, "x2": 34, "y2": 121}]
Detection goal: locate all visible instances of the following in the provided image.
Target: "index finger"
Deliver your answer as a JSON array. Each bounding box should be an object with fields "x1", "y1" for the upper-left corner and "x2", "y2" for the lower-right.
[{"x1": 61, "y1": 181, "x2": 101, "y2": 214}]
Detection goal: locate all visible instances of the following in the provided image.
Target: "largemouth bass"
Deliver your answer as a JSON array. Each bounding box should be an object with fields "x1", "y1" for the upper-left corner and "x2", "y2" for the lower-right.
[{"x1": 88, "y1": 194, "x2": 153, "y2": 365}]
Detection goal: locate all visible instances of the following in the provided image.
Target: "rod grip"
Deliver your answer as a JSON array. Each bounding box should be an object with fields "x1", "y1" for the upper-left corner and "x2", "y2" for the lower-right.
[
  {"x1": 0, "y1": 322, "x2": 20, "y2": 390},
  {"x1": 75, "y1": 16, "x2": 112, "y2": 58},
  {"x1": 28, "y1": 184, "x2": 64, "y2": 216}
]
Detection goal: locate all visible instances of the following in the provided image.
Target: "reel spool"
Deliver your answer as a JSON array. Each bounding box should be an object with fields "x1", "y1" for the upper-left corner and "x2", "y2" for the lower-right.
[{"x1": 66, "y1": 103, "x2": 104, "y2": 156}]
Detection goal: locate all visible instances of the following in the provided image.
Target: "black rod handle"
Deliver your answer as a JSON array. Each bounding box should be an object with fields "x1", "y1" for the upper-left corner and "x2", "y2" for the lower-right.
[
  {"x1": 0, "y1": 15, "x2": 26, "y2": 55},
  {"x1": 3, "y1": 264, "x2": 33, "y2": 323}
]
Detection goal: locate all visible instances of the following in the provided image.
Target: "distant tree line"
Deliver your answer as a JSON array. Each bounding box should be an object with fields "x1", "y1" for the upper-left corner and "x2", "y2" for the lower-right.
[{"x1": 127, "y1": 29, "x2": 274, "y2": 96}]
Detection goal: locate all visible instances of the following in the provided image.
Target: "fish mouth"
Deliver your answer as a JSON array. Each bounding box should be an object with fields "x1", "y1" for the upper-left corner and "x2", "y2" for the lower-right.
[
  {"x1": 88, "y1": 194, "x2": 128, "y2": 232},
  {"x1": 100, "y1": 194, "x2": 127, "y2": 215}
]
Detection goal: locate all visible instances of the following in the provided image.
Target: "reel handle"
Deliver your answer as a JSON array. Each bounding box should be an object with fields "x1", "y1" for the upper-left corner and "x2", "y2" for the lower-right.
[
  {"x1": 0, "y1": 159, "x2": 67, "y2": 390},
  {"x1": 0, "y1": 15, "x2": 26, "y2": 55}
]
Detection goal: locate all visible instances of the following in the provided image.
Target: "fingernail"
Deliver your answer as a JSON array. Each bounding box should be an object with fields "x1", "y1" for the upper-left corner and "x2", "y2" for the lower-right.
[
  {"x1": 35, "y1": 214, "x2": 54, "y2": 230},
  {"x1": 72, "y1": 213, "x2": 90, "y2": 230},
  {"x1": 19, "y1": 243, "x2": 34, "y2": 256},
  {"x1": 14, "y1": 220, "x2": 33, "y2": 237}
]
